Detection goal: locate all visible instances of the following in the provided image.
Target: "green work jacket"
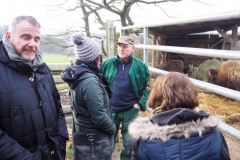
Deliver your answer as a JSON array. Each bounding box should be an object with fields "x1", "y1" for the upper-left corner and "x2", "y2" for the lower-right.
[{"x1": 101, "y1": 56, "x2": 150, "y2": 111}]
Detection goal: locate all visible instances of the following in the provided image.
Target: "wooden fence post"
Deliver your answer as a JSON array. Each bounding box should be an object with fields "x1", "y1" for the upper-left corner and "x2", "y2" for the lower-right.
[{"x1": 106, "y1": 20, "x2": 116, "y2": 57}]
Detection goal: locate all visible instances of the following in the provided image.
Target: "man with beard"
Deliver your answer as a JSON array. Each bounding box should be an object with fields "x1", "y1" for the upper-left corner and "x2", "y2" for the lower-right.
[{"x1": 0, "y1": 15, "x2": 68, "y2": 160}]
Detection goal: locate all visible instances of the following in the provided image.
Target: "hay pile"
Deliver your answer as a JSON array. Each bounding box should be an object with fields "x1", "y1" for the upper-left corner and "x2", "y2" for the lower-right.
[{"x1": 196, "y1": 89, "x2": 240, "y2": 130}]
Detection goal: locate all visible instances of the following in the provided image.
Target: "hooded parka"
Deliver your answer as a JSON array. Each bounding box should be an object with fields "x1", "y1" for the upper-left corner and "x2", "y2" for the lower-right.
[
  {"x1": 129, "y1": 108, "x2": 230, "y2": 160},
  {"x1": 61, "y1": 64, "x2": 116, "y2": 154}
]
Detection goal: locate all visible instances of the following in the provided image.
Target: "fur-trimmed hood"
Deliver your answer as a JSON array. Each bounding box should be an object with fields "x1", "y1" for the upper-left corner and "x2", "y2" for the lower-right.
[{"x1": 129, "y1": 109, "x2": 221, "y2": 142}]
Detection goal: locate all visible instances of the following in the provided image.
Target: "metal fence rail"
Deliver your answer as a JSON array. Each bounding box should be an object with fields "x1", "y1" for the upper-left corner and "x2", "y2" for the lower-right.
[
  {"x1": 149, "y1": 67, "x2": 240, "y2": 102},
  {"x1": 148, "y1": 67, "x2": 240, "y2": 140},
  {"x1": 130, "y1": 30, "x2": 240, "y2": 141},
  {"x1": 119, "y1": 11, "x2": 240, "y2": 150},
  {"x1": 135, "y1": 44, "x2": 240, "y2": 60},
  {"x1": 51, "y1": 63, "x2": 240, "y2": 141},
  {"x1": 62, "y1": 105, "x2": 240, "y2": 141}
]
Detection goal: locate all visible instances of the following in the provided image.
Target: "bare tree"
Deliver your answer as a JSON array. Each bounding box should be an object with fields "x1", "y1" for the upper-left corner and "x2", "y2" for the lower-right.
[
  {"x1": 66, "y1": 0, "x2": 182, "y2": 36},
  {"x1": 66, "y1": 0, "x2": 107, "y2": 37},
  {"x1": 40, "y1": 0, "x2": 184, "y2": 54}
]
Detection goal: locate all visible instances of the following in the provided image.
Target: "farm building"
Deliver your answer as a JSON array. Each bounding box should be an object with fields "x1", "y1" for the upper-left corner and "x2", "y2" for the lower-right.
[
  {"x1": 117, "y1": 10, "x2": 240, "y2": 149},
  {"x1": 121, "y1": 10, "x2": 240, "y2": 68}
]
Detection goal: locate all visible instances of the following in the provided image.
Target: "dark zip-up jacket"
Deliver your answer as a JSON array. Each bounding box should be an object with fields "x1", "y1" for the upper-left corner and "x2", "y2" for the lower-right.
[
  {"x1": 0, "y1": 41, "x2": 68, "y2": 160},
  {"x1": 61, "y1": 64, "x2": 116, "y2": 153}
]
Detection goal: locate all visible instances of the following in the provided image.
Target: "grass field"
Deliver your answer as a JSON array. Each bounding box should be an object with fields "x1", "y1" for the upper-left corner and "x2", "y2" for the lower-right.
[
  {"x1": 43, "y1": 53, "x2": 76, "y2": 63},
  {"x1": 42, "y1": 53, "x2": 74, "y2": 90}
]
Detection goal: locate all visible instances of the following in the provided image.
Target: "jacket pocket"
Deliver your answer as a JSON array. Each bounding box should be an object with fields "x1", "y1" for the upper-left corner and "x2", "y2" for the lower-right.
[
  {"x1": 10, "y1": 104, "x2": 24, "y2": 141},
  {"x1": 73, "y1": 132, "x2": 111, "y2": 160}
]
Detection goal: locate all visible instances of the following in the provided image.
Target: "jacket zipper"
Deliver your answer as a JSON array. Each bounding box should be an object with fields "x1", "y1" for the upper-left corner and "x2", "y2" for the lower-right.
[{"x1": 121, "y1": 60, "x2": 125, "y2": 70}]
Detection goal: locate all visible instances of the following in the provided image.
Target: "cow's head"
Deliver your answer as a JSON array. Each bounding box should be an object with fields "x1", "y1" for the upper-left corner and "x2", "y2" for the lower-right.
[{"x1": 206, "y1": 68, "x2": 218, "y2": 83}]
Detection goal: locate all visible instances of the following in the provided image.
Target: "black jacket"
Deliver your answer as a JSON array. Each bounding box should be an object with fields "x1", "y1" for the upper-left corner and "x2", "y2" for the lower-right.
[{"x1": 0, "y1": 41, "x2": 69, "y2": 160}]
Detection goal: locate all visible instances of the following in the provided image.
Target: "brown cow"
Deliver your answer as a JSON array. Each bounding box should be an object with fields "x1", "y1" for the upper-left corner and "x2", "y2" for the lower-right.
[
  {"x1": 157, "y1": 60, "x2": 185, "y2": 73},
  {"x1": 207, "y1": 60, "x2": 240, "y2": 91}
]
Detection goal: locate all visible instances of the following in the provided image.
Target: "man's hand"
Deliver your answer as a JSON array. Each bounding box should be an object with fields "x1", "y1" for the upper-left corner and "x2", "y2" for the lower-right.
[{"x1": 133, "y1": 104, "x2": 140, "y2": 109}]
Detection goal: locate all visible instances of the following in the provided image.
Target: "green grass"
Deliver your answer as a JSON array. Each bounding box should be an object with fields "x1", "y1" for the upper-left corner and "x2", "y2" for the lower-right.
[
  {"x1": 56, "y1": 83, "x2": 69, "y2": 91},
  {"x1": 66, "y1": 147, "x2": 73, "y2": 157},
  {"x1": 42, "y1": 53, "x2": 74, "y2": 90},
  {"x1": 43, "y1": 53, "x2": 76, "y2": 63}
]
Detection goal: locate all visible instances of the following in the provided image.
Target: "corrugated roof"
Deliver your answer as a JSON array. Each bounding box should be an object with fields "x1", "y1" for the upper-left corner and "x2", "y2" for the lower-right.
[{"x1": 122, "y1": 10, "x2": 240, "y2": 36}]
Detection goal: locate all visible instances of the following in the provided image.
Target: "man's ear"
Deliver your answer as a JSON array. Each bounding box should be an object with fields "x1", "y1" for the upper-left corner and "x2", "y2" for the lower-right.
[
  {"x1": 6, "y1": 32, "x2": 11, "y2": 41},
  {"x1": 132, "y1": 45, "x2": 136, "y2": 51}
]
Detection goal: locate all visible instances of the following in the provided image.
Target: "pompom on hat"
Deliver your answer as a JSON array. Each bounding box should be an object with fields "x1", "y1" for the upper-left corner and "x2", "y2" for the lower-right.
[{"x1": 72, "y1": 33, "x2": 102, "y2": 62}]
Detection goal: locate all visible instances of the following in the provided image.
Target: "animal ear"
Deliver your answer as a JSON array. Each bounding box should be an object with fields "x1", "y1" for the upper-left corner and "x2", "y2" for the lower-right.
[{"x1": 208, "y1": 70, "x2": 211, "y2": 77}]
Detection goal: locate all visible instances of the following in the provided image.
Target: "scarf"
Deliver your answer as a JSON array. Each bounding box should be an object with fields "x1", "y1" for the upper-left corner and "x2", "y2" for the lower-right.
[
  {"x1": 76, "y1": 60, "x2": 113, "y2": 98},
  {"x1": 2, "y1": 34, "x2": 43, "y2": 71}
]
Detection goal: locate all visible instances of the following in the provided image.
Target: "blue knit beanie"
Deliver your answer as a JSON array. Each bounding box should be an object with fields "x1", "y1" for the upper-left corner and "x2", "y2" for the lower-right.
[{"x1": 72, "y1": 33, "x2": 102, "y2": 62}]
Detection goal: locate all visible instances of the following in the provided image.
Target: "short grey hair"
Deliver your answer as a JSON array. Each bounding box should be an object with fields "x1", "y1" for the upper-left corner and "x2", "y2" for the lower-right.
[{"x1": 9, "y1": 15, "x2": 41, "y2": 32}]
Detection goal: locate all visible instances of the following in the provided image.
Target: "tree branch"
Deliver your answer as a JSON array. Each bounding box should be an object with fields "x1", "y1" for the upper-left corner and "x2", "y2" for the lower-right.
[{"x1": 136, "y1": 0, "x2": 181, "y2": 3}]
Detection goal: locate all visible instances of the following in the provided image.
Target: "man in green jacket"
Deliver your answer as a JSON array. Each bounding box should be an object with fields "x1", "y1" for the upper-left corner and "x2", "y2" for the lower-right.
[{"x1": 101, "y1": 36, "x2": 150, "y2": 160}]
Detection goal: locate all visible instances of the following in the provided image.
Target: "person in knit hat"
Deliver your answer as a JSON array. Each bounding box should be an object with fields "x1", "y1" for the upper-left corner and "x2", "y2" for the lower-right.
[
  {"x1": 61, "y1": 33, "x2": 116, "y2": 160},
  {"x1": 72, "y1": 33, "x2": 102, "y2": 62}
]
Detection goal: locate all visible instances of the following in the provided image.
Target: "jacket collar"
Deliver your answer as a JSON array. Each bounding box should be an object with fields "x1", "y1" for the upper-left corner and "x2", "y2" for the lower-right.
[
  {"x1": 117, "y1": 54, "x2": 132, "y2": 64},
  {"x1": 129, "y1": 109, "x2": 220, "y2": 142},
  {"x1": 61, "y1": 64, "x2": 93, "y2": 88},
  {"x1": 0, "y1": 40, "x2": 48, "y2": 75},
  {"x1": 151, "y1": 108, "x2": 210, "y2": 125}
]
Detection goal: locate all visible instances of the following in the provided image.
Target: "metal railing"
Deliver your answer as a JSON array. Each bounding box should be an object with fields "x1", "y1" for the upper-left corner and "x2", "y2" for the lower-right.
[
  {"x1": 62, "y1": 105, "x2": 240, "y2": 141},
  {"x1": 135, "y1": 44, "x2": 240, "y2": 60},
  {"x1": 132, "y1": 42, "x2": 240, "y2": 141},
  {"x1": 118, "y1": 9, "x2": 240, "y2": 147},
  {"x1": 148, "y1": 67, "x2": 240, "y2": 140},
  {"x1": 56, "y1": 62, "x2": 240, "y2": 140},
  {"x1": 149, "y1": 67, "x2": 240, "y2": 102},
  {"x1": 131, "y1": 44, "x2": 240, "y2": 140}
]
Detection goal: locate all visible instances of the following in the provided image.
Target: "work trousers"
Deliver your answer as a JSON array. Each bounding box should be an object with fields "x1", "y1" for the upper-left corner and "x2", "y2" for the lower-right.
[{"x1": 112, "y1": 107, "x2": 139, "y2": 160}]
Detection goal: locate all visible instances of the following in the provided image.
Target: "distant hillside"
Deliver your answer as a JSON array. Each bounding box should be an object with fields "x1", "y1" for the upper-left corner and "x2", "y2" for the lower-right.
[
  {"x1": 40, "y1": 33, "x2": 73, "y2": 55},
  {"x1": 43, "y1": 53, "x2": 75, "y2": 63}
]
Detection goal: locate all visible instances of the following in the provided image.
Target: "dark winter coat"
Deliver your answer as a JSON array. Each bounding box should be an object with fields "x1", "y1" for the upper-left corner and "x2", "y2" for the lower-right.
[
  {"x1": 0, "y1": 41, "x2": 69, "y2": 160},
  {"x1": 129, "y1": 108, "x2": 230, "y2": 160},
  {"x1": 61, "y1": 64, "x2": 116, "y2": 152}
]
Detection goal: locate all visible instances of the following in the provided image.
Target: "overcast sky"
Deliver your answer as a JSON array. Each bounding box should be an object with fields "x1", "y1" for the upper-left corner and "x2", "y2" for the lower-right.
[{"x1": 1, "y1": 0, "x2": 240, "y2": 34}]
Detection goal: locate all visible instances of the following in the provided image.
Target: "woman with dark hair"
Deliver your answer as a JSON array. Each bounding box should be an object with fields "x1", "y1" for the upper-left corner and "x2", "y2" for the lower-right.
[{"x1": 129, "y1": 72, "x2": 230, "y2": 160}]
